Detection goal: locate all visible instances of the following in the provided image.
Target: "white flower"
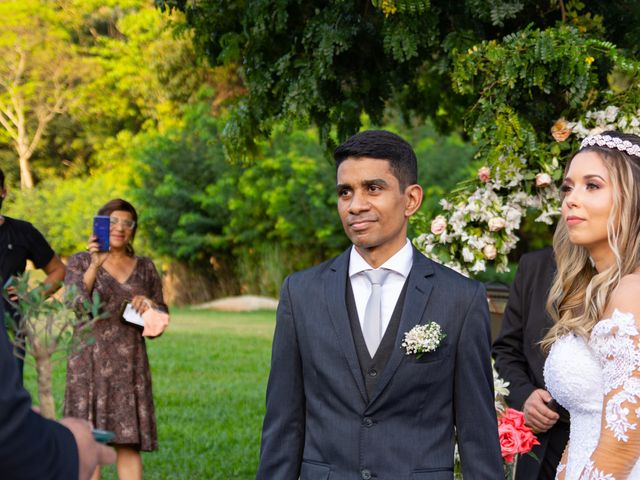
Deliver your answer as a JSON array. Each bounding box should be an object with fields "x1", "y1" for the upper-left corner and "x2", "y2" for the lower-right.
[
  {"x1": 493, "y1": 364, "x2": 510, "y2": 413},
  {"x1": 618, "y1": 116, "x2": 629, "y2": 130},
  {"x1": 439, "y1": 198, "x2": 453, "y2": 210},
  {"x1": 402, "y1": 322, "x2": 446, "y2": 358},
  {"x1": 604, "y1": 105, "x2": 619, "y2": 123},
  {"x1": 470, "y1": 259, "x2": 486, "y2": 273},
  {"x1": 462, "y1": 247, "x2": 475, "y2": 263}
]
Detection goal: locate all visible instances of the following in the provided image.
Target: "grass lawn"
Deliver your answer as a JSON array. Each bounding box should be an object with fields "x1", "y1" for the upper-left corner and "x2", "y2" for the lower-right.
[{"x1": 23, "y1": 308, "x2": 275, "y2": 479}]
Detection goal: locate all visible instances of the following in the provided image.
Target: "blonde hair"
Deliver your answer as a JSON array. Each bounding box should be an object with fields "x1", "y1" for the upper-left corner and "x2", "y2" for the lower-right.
[{"x1": 542, "y1": 131, "x2": 640, "y2": 350}]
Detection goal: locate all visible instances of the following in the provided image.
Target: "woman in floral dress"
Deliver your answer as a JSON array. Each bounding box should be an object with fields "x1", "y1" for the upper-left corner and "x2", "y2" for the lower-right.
[{"x1": 64, "y1": 199, "x2": 167, "y2": 480}]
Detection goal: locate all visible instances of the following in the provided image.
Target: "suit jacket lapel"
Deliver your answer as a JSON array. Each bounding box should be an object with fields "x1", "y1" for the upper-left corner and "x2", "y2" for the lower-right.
[
  {"x1": 324, "y1": 249, "x2": 368, "y2": 403},
  {"x1": 368, "y1": 247, "x2": 435, "y2": 405}
]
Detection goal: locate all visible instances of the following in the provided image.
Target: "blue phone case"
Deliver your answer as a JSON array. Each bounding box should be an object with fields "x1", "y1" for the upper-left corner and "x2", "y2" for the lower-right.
[
  {"x1": 92, "y1": 428, "x2": 115, "y2": 444},
  {"x1": 93, "y1": 216, "x2": 110, "y2": 252}
]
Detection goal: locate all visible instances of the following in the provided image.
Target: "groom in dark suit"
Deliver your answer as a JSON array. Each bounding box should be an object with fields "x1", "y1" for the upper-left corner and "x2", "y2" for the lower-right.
[{"x1": 257, "y1": 130, "x2": 503, "y2": 479}]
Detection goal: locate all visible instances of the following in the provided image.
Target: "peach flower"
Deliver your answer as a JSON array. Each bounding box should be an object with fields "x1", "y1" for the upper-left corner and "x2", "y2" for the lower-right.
[
  {"x1": 488, "y1": 217, "x2": 506, "y2": 232},
  {"x1": 535, "y1": 173, "x2": 552, "y2": 188},
  {"x1": 478, "y1": 166, "x2": 491, "y2": 183},
  {"x1": 430, "y1": 215, "x2": 447, "y2": 235},
  {"x1": 551, "y1": 118, "x2": 572, "y2": 142},
  {"x1": 483, "y1": 244, "x2": 497, "y2": 260}
]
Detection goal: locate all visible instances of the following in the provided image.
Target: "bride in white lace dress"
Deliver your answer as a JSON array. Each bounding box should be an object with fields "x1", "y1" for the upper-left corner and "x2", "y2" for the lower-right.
[{"x1": 542, "y1": 131, "x2": 640, "y2": 479}]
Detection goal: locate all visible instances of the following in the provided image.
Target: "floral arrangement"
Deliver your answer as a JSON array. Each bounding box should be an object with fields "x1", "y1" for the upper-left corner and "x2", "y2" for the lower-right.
[
  {"x1": 415, "y1": 104, "x2": 640, "y2": 276},
  {"x1": 401, "y1": 322, "x2": 446, "y2": 358},
  {"x1": 498, "y1": 408, "x2": 540, "y2": 477},
  {"x1": 454, "y1": 366, "x2": 539, "y2": 479}
]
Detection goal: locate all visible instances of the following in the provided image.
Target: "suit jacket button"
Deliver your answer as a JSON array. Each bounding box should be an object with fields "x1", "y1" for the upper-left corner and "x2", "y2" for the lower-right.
[
  {"x1": 367, "y1": 368, "x2": 377, "y2": 377},
  {"x1": 361, "y1": 469, "x2": 372, "y2": 479},
  {"x1": 362, "y1": 417, "x2": 373, "y2": 427}
]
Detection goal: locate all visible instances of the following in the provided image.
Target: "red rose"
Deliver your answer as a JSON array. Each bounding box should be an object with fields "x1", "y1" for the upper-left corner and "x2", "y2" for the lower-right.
[
  {"x1": 498, "y1": 422, "x2": 521, "y2": 463},
  {"x1": 500, "y1": 408, "x2": 526, "y2": 429},
  {"x1": 517, "y1": 426, "x2": 540, "y2": 453},
  {"x1": 497, "y1": 408, "x2": 540, "y2": 462}
]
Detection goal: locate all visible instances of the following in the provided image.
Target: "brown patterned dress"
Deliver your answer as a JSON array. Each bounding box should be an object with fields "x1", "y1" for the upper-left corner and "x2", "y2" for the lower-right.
[{"x1": 63, "y1": 252, "x2": 167, "y2": 451}]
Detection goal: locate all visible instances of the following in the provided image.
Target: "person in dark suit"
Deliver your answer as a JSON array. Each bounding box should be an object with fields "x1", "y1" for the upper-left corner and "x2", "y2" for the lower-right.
[
  {"x1": 257, "y1": 130, "x2": 503, "y2": 479},
  {"x1": 0, "y1": 300, "x2": 116, "y2": 479},
  {"x1": 492, "y1": 247, "x2": 570, "y2": 479}
]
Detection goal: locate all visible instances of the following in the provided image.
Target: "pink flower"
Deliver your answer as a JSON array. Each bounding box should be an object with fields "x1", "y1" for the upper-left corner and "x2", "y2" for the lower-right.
[
  {"x1": 500, "y1": 408, "x2": 526, "y2": 429},
  {"x1": 497, "y1": 408, "x2": 540, "y2": 464},
  {"x1": 498, "y1": 422, "x2": 521, "y2": 464},
  {"x1": 488, "y1": 217, "x2": 506, "y2": 232},
  {"x1": 483, "y1": 244, "x2": 497, "y2": 260},
  {"x1": 535, "y1": 173, "x2": 552, "y2": 188},
  {"x1": 430, "y1": 215, "x2": 447, "y2": 235},
  {"x1": 478, "y1": 166, "x2": 491, "y2": 183}
]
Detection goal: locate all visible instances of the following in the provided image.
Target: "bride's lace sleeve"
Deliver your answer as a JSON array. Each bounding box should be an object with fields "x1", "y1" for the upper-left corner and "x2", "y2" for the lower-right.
[{"x1": 582, "y1": 309, "x2": 640, "y2": 479}]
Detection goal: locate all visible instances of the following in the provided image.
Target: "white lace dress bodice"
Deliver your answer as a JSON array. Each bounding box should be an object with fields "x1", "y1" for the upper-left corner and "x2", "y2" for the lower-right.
[{"x1": 544, "y1": 310, "x2": 640, "y2": 479}]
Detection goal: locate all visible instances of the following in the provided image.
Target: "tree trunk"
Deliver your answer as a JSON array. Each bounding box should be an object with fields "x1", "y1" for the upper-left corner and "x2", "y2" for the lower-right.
[
  {"x1": 35, "y1": 355, "x2": 56, "y2": 419},
  {"x1": 18, "y1": 151, "x2": 34, "y2": 190}
]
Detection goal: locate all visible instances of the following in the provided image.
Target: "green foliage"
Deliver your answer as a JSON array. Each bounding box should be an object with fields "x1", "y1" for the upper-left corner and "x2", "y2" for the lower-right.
[
  {"x1": 4, "y1": 163, "x2": 131, "y2": 256},
  {"x1": 446, "y1": 23, "x2": 640, "y2": 202},
  {"x1": 0, "y1": 0, "x2": 218, "y2": 185},
  {"x1": 158, "y1": 0, "x2": 640, "y2": 159},
  {"x1": 130, "y1": 98, "x2": 231, "y2": 267},
  {"x1": 0, "y1": 0, "x2": 91, "y2": 187},
  {"x1": 226, "y1": 128, "x2": 347, "y2": 265},
  {"x1": 131, "y1": 102, "x2": 349, "y2": 294}
]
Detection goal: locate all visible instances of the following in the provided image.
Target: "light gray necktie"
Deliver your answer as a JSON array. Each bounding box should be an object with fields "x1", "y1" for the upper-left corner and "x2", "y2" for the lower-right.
[{"x1": 363, "y1": 269, "x2": 391, "y2": 357}]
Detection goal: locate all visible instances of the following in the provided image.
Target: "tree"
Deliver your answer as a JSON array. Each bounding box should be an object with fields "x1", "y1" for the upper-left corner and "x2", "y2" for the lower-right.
[
  {"x1": 0, "y1": 0, "x2": 87, "y2": 189},
  {"x1": 4, "y1": 274, "x2": 104, "y2": 419},
  {"x1": 159, "y1": 0, "x2": 640, "y2": 273},
  {"x1": 156, "y1": 0, "x2": 640, "y2": 157}
]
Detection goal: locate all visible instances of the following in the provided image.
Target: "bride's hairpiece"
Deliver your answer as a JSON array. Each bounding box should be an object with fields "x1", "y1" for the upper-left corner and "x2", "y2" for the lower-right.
[{"x1": 580, "y1": 134, "x2": 640, "y2": 158}]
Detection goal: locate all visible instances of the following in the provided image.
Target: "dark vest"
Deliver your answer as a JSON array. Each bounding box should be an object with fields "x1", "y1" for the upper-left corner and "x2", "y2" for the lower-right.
[{"x1": 346, "y1": 276, "x2": 409, "y2": 400}]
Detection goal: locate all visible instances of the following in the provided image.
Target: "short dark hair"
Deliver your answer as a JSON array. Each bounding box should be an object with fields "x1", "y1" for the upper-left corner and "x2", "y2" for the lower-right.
[
  {"x1": 98, "y1": 198, "x2": 138, "y2": 256},
  {"x1": 333, "y1": 130, "x2": 418, "y2": 190}
]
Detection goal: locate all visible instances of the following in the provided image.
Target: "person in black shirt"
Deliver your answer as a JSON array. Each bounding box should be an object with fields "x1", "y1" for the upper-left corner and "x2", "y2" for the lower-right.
[
  {"x1": 492, "y1": 248, "x2": 570, "y2": 479},
  {"x1": 0, "y1": 168, "x2": 66, "y2": 380}
]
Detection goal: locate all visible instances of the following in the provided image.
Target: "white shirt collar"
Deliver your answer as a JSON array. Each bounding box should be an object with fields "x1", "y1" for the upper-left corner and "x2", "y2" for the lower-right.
[{"x1": 348, "y1": 239, "x2": 413, "y2": 279}]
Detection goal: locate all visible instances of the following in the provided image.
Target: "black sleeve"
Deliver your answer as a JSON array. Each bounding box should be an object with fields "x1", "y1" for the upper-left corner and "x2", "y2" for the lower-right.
[
  {"x1": 492, "y1": 254, "x2": 537, "y2": 410},
  {"x1": 24, "y1": 223, "x2": 55, "y2": 270},
  {"x1": 0, "y1": 302, "x2": 79, "y2": 480}
]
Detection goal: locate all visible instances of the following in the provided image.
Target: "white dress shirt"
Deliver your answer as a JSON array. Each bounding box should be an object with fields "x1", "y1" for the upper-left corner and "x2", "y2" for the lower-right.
[{"x1": 348, "y1": 239, "x2": 413, "y2": 334}]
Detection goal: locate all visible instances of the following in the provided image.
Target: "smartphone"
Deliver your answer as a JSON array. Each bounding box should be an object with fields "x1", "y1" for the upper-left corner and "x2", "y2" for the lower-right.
[
  {"x1": 93, "y1": 215, "x2": 110, "y2": 252},
  {"x1": 92, "y1": 428, "x2": 115, "y2": 444},
  {"x1": 546, "y1": 398, "x2": 559, "y2": 412}
]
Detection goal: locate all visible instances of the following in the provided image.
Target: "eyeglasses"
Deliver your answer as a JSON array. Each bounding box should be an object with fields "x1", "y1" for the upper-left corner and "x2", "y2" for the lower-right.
[{"x1": 109, "y1": 217, "x2": 136, "y2": 230}]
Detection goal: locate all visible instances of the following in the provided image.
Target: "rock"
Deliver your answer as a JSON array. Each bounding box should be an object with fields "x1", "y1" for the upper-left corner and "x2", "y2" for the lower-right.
[{"x1": 193, "y1": 295, "x2": 278, "y2": 312}]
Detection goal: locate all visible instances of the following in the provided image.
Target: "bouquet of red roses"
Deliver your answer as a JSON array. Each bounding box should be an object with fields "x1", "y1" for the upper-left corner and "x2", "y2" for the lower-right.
[{"x1": 498, "y1": 407, "x2": 540, "y2": 477}]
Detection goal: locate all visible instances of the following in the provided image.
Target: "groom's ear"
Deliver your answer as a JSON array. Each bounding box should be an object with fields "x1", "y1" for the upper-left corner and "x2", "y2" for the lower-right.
[{"x1": 404, "y1": 184, "x2": 423, "y2": 217}]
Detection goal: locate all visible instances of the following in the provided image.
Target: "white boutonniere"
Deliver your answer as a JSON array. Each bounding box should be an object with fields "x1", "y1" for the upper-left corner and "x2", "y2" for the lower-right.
[{"x1": 401, "y1": 322, "x2": 446, "y2": 359}]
